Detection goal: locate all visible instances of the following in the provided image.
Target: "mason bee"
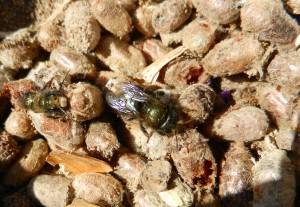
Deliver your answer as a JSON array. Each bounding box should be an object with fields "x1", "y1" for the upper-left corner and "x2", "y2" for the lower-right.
[
  {"x1": 105, "y1": 82, "x2": 179, "y2": 134},
  {"x1": 21, "y1": 90, "x2": 68, "y2": 117},
  {"x1": 20, "y1": 73, "x2": 70, "y2": 118}
]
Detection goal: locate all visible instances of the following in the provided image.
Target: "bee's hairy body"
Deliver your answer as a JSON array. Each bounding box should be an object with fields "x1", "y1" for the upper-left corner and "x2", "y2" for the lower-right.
[{"x1": 23, "y1": 91, "x2": 68, "y2": 115}]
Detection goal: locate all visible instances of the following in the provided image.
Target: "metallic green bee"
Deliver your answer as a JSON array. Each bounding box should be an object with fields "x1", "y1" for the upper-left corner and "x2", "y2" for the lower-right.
[
  {"x1": 105, "y1": 82, "x2": 178, "y2": 134},
  {"x1": 21, "y1": 90, "x2": 68, "y2": 117}
]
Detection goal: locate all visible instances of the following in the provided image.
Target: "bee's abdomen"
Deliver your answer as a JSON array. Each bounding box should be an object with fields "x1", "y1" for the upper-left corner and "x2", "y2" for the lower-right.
[
  {"x1": 141, "y1": 102, "x2": 168, "y2": 128},
  {"x1": 24, "y1": 93, "x2": 58, "y2": 113}
]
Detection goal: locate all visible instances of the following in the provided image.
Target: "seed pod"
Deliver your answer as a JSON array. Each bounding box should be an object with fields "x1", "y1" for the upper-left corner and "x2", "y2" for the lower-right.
[
  {"x1": 26, "y1": 63, "x2": 71, "y2": 89},
  {"x1": 134, "y1": 190, "x2": 169, "y2": 207},
  {"x1": 253, "y1": 149, "x2": 296, "y2": 207},
  {"x1": 27, "y1": 174, "x2": 74, "y2": 207},
  {"x1": 171, "y1": 129, "x2": 217, "y2": 190},
  {"x1": 29, "y1": 113, "x2": 85, "y2": 151},
  {"x1": 91, "y1": 0, "x2": 132, "y2": 37},
  {"x1": 133, "y1": 5, "x2": 156, "y2": 37},
  {"x1": 0, "y1": 131, "x2": 20, "y2": 172},
  {"x1": 95, "y1": 35, "x2": 146, "y2": 76},
  {"x1": 0, "y1": 28, "x2": 40, "y2": 70},
  {"x1": 266, "y1": 50, "x2": 300, "y2": 87},
  {"x1": 50, "y1": 46, "x2": 97, "y2": 80},
  {"x1": 123, "y1": 119, "x2": 170, "y2": 160},
  {"x1": 65, "y1": 0, "x2": 101, "y2": 53},
  {"x1": 152, "y1": 0, "x2": 192, "y2": 33},
  {"x1": 241, "y1": 0, "x2": 300, "y2": 45},
  {"x1": 139, "y1": 160, "x2": 172, "y2": 192},
  {"x1": 210, "y1": 106, "x2": 270, "y2": 142},
  {"x1": 158, "y1": 178, "x2": 194, "y2": 207},
  {"x1": 2, "y1": 139, "x2": 48, "y2": 188},
  {"x1": 275, "y1": 127, "x2": 296, "y2": 151},
  {"x1": 85, "y1": 122, "x2": 120, "y2": 160},
  {"x1": 116, "y1": 0, "x2": 137, "y2": 13},
  {"x1": 160, "y1": 29, "x2": 183, "y2": 46},
  {"x1": 5, "y1": 111, "x2": 36, "y2": 141},
  {"x1": 163, "y1": 56, "x2": 209, "y2": 92},
  {"x1": 67, "y1": 82, "x2": 105, "y2": 122},
  {"x1": 219, "y1": 142, "x2": 253, "y2": 207},
  {"x1": 179, "y1": 83, "x2": 216, "y2": 123},
  {"x1": 139, "y1": 38, "x2": 169, "y2": 63},
  {"x1": 95, "y1": 71, "x2": 131, "y2": 89},
  {"x1": 38, "y1": 22, "x2": 65, "y2": 52},
  {"x1": 182, "y1": 18, "x2": 218, "y2": 53},
  {"x1": 114, "y1": 150, "x2": 147, "y2": 192},
  {"x1": 257, "y1": 83, "x2": 298, "y2": 129},
  {"x1": 285, "y1": 0, "x2": 300, "y2": 14},
  {"x1": 202, "y1": 35, "x2": 264, "y2": 77},
  {"x1": 191, "y1": 0, "x2": 242, "y2": 24},
  {"x1": 73, "y1": 173, "x2": 124, "y2": 206}
]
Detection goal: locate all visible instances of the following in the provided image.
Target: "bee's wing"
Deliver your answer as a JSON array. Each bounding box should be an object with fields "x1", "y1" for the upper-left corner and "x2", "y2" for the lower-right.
[
  {"x1": 105, "y1": 92, "x2": 133, "y2": 114},
  {"x1": 120, "y1": 83, "x2": 152, "y2": 102}
]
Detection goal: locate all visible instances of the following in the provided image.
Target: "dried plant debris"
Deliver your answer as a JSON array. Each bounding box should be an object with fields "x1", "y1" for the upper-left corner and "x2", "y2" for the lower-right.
[
  {"x1": 46, "y1": 151, "x2": 113, "y2": 175},
  {"x1": 66, "y1": 199, "x2": 99, "y2": 207},
  {"x1": 0, "y1": 0, "x2": 299, "y2": 206}
]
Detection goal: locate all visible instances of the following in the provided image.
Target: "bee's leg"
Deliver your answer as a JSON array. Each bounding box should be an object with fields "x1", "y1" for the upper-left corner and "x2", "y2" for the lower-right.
[
  {"x1": 58, "y1": 108, "x2": 75, "y2": 121},
  {"x1": 139, "y1": 121, "x2": 153, "y2": 141}
]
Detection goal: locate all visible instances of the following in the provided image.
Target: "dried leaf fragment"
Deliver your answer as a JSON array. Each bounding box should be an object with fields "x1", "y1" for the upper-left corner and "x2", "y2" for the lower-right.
[
  {"x1": 136, "y1": 45, "x2": 188, "y2": 83},
  {"x1": 66, "y1": 199, "x2": 99, "y2": 207},
  {"x1": 46, "y1": 151, "x2": 113, "y2": 174}
]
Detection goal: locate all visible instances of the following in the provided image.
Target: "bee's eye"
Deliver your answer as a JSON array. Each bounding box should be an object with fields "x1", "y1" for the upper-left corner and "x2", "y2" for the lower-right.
[{"x1": 59, "y1": 97, "x2": 68, "y2": 108}]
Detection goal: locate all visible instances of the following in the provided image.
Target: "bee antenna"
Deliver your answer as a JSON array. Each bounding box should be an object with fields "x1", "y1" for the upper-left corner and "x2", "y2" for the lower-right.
[
  {"x1": 58, "y1": 69, "x2": 71, "y2": 91},
  {"x1": 58, "y1": 107, "x2": 75, "y2": 122}
]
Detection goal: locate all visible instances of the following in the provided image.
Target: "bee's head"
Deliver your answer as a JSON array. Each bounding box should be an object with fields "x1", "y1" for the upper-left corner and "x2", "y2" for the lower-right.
[{"x1": 58, "y1": 96, "x2": 68, "y2": 108}]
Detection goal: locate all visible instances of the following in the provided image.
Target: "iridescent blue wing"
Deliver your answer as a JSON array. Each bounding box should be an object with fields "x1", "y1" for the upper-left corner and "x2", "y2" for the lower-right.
[
  {"x1": 119, "y1": 82, "x2": 152, "y2": 102},
  {"x1": 105, "y1": 92, "x2": 133, "y2": 115}
]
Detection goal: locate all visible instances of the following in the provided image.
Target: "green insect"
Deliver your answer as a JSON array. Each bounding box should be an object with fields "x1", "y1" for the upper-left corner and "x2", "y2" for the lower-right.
[
  {"x1": 105, "y1": 82, "x2": 179, "y2": 134},
  {"x1": 21, "y1": 90, "x2": 68, "y2": 117}
]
